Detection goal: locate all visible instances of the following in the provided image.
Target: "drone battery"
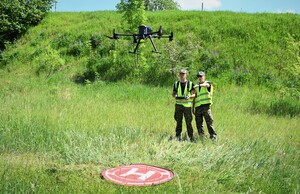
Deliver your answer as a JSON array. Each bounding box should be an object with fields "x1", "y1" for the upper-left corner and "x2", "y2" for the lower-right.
[{"x1": 139, "y1": 26, "x2": 152, "y2": 35}]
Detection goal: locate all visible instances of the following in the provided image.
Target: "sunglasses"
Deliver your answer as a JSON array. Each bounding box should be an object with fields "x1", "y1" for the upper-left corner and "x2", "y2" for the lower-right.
[{"x1": 197, "y1": 75, "x2": 203, "y2": 78}]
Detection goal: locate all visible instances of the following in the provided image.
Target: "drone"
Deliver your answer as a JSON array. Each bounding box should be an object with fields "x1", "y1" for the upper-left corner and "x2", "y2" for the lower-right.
[{"x1": 106, "y1": 25, "x2": 174, "y2": 54}]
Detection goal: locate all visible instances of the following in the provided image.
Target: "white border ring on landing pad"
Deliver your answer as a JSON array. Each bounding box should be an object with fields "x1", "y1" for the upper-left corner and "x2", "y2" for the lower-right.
[{"x1": 101, "y1": 164, "x2": 174, "y2": 186}]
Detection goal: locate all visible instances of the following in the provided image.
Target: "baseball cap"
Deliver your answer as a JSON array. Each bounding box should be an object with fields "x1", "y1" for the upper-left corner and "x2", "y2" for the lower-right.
[
  {"x1": 197, "y1": 71, "x2": 205, "y2": 77},
  {"x1": 179, "y1": 69, "x2": 187, "y2": 74}
]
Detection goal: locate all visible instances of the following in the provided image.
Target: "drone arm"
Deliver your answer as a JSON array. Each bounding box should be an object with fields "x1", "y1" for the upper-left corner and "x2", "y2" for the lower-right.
[
  {"x1": 159, "y1": 32, "x2": 174, "y2": 41},
  {"x1": 116, "y1": 34, "x2": 137, "y2": 37},
  {"x1": 111, "y1": 30, "x2": 139, "y2": 39},
  {"x1": 152, "y1": 32, "x2": 173, "y2": 41}
]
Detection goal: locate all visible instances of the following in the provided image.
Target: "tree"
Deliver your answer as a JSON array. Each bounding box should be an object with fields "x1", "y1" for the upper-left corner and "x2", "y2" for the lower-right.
[
  {"x1": 116, "y1": 0, "x2": 180, "y2": 12},
  {"x1": 115, "y1": 0, "x2": 149, "y2": 71},
  {"x1": 0, "y1": 0, "x2": 56, "y2": 50},
  {"x1": 116, "y1": 0, "x2": 147, "y2": 31},
  {"x1": 144, "y1": 0, "x2": 180, "y2": 11}
]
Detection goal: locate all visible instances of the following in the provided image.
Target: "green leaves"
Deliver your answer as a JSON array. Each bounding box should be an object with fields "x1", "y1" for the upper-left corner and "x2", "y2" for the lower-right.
[
  {"x1": 0, "y1": 0, "x2": 55, "y2": 50},
  {"x1": 117, "y1": 0, "x2": 179, "y2": 12},
  {"x1": 117, "y1": 0, "x2": 147, "y2": 31},
  {"x1": 34, "y1": 46, "x2": 65, "y2": 77},
  {"x1": 282, "y1": 34, "x2": 300, "y2": 98},
  {"x1": 144, "y1": 0, "x2": 180, "y2": 11}
]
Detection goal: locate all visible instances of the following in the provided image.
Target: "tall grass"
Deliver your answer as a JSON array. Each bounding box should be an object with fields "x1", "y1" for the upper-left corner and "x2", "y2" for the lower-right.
[
  {"x1": 0, "y1": 10, "x2": 299, "y2": 193},
  {"x1": 1, "y1": 74, "x2": 299, "y2": 193}
]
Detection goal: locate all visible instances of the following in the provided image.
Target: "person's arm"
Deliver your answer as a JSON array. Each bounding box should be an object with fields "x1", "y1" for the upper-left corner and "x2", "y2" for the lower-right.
[
  {"x1": 189, "y1": 83, "x2": 196, "y2": 98},
  {"x1": 189, "y1": 88, "x2": 196, "y2": 98},
  {"x1": 194, "y1": 82, "x2": 210, "y2": 88},
  {"x1": 192, "y1": 97, "x2": 196, "y2": 114},
  {"x1": 173, "y1": 91, "x2": 177, "y2": 98},
  {"x1": 186, "y1": 83, "x2": 196, "y2": 99},
  {"x1": 172, "y1": 83, "x2": 178, "y2": 98},
  {"x1": 191, "y1": 83, "x2": 196, "y2": 114}
]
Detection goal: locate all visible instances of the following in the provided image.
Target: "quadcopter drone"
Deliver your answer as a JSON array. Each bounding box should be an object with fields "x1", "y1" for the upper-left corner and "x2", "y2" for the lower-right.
[{"x1": 106, "y1": 25, "x2": 174, "y2": 54}]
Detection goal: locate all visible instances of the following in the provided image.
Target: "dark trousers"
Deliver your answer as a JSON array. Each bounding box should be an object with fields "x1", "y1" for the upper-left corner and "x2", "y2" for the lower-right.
[
  {"x1": 174, "y1": 104, "x2": 194, "y2": 140},
  {"x1": 195, "y1": 104, "x2": 217, "y2": 137}
]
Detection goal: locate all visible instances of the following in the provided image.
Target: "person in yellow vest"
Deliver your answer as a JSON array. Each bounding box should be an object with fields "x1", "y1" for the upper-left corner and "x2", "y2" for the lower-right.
[
  {"x1": 172, "y1": 69, "x2": 196, "y2": 142},
  {"x1": 193, "y1": 71, "x2": 217, "y2": 140}
]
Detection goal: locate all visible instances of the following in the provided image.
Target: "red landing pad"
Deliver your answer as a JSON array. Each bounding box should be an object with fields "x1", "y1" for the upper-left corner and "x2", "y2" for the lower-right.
[{"x1": 101, "y1": 164, "x2": 174, "y2": 186}]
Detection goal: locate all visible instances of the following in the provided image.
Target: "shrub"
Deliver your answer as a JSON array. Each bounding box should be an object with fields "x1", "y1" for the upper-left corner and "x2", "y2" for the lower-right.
[
  {"x1": 67, "y1": 40, "x2": 90, "y2": 56},
  {"x1": 52, "y1": 33, "x2": 92, "y2": 57},
  {"x1": 0, "y1": 0, "x2": 55, "y2": 50},
  {"x1": 34, "y1": 46, "x2": 65, "y2": 77},
  {"x1": 250, "y1": 96, "x2": 300, "y2": 117},
  {"x1": 282, "y1": 34, "x2": 300, "y2": 99}
]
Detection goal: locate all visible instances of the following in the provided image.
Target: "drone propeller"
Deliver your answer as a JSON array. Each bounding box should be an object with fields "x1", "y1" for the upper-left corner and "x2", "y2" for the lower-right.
[
  {"x1": 157, "y1": 31, "x2": 173, "y2": 41},
  {"x1": 169, "y1": 32, "x2": 174, "y2": 41},
  {"x1": 151, "y1": 26, "x2": 173, "y2": 41},
  {"x1": 158, "y1": 26, "x2": 163, "y2": 38}
]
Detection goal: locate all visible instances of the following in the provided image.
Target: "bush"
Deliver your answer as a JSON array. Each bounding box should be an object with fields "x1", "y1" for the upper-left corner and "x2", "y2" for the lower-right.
[
  {"x1": 51, "y1": 33, "x2": 92, "y2": 57},
  {"x1": 281, "y1": 34, "x2": 300, "y2": 99},
  {"x1": 142, "y1": 58, "x2": 175, "y2": 86},
  {"x1": 269, "y1": 98, "x2": 300, "y2": 117},
  {"x1": 0, "y1": 0, "x2": 55, "y2": 50},
  {"x1": 67, "y1": 40, "x2": 91, "y2": 56},
  {"x1": 250, "y1": 97, "x2": 300, "y2": 117},
  {"x1": 34, "y1": 46, "x2": 65, "y2": 77}
]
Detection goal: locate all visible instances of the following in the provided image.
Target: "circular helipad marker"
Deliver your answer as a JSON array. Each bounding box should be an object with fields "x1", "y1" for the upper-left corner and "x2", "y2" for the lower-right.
[{"x1": 101, "y1": 164, "x2": 174, "y2": 186}]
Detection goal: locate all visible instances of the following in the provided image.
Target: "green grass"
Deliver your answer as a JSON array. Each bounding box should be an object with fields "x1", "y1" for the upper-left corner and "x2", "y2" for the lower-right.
[
  {"x1": 2, "y1": 11, "x2": 299, "y2": 88},
  {"x1": 0, "y1": 74, "x2": 299, "y2": 193},
  {"x1": 0, "y1": 10, "x2": 299, "y2": 193}
]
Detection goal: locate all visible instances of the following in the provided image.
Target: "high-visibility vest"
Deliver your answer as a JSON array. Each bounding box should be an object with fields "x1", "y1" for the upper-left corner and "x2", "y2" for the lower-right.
[
  {"x1": 194, "y1": 81, "x2": 213, "y2": 107},
  {"x1": 175, "y1": 81, "x2": 193, "y2": 107}
]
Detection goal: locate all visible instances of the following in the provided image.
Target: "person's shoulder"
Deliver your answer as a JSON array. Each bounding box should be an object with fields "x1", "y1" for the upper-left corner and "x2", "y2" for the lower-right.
[
  {"x1": 187, "y1": 80, "x2": 195, "y2": 90},
  {"x1": 205, "y1": 81, "x2": 212, "y2": 88},
  {"x1": 173, "y1": 81, "x2": 179, "y2": 90},
  {"x1": 174, "y1": 81, "x2": 180, "y2": 85},
  {"x1": 206, "y1": 80, "x2": 211, "y2": 85},
  {"x1": 186, "y1": 80, "x2": 194, "y2": 85}
]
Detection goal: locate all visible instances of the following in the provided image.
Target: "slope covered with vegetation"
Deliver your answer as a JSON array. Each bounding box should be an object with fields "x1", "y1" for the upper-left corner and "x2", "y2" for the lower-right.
[
  {"x1": 1, "y1": 11, "x2": 299, "y2": 107},
  {"x1": 1, "y1": 11, "x2": 299, "y2": 84},
  {"x1": 0, "y1": 11, "x2": 299, "y2": 193}
]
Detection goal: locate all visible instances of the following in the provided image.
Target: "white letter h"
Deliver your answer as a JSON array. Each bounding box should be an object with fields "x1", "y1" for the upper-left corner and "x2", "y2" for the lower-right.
[{"x1": 120, "y1": 168, "x2": 156, "y2": 181}]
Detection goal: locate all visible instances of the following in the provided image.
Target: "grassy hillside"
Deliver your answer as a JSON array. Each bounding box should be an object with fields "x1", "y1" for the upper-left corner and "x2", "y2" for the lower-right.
[
  {"x1": 1, "y1": 11, "x2": 299, "y2": 85},
  {"x1": 1, "y1": 10, "x2": 299, "y2": 116},
  {"x1": 0, "y1": 11, "x2": 299, "y2": 193}
]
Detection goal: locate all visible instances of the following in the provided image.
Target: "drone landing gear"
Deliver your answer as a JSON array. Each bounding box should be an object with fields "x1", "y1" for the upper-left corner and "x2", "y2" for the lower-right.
[
  {"x1": 129, "y1": 36, "x2": 161, "y2": 54},
  {"x1": 149, "y1": 35, "x2": 160, "y2": 53},
  {"x1": 129, "y1": 39, "x2": 142, "y2": 54}
]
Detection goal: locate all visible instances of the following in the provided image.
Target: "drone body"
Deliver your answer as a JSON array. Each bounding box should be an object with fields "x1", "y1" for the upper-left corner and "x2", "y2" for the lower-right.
[{"x1": 106, "y1": 25, "x2": 173, "y2": 54}]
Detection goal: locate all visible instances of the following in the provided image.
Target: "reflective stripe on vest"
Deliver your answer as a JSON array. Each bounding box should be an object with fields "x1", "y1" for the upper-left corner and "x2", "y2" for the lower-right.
[
  {"x1": 194, "y1": 81, "x2": 213, "y2": 107},
  {"x1": 175, "y1": 81, "x2": 193, "y2": 107}
]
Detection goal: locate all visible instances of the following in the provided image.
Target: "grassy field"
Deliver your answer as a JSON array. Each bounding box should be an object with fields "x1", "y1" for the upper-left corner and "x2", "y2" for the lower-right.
[
  {"x1": 0, "y1": 71, "x2": 299, "y2": 193},
  {"x1": 0, "y1": 10, "x2": 299, "y2": 193}
]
